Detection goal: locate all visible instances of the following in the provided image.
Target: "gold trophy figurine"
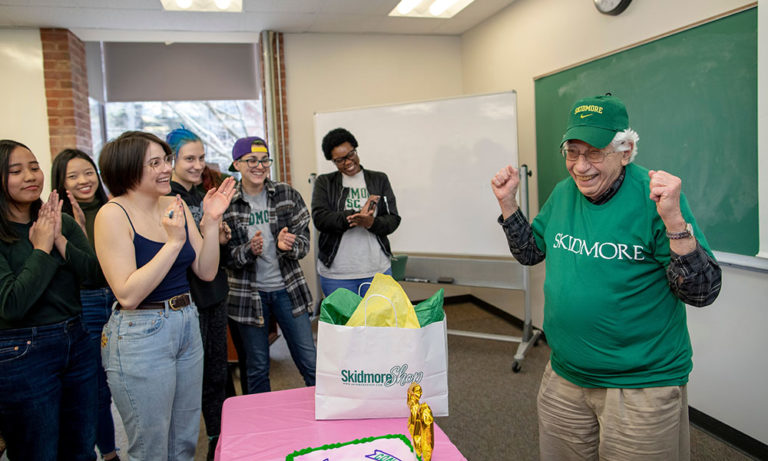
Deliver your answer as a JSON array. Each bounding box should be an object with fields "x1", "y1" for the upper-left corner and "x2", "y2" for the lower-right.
[
  {"x1": 406, "y1": 383, "x2": 434, "y2": 460},
  {"x1": 407, "y1": 383, "x2": 423, "y2": 457},
  {"x1": 419, "y1": 402, "x2": 434, "y2": 461}
]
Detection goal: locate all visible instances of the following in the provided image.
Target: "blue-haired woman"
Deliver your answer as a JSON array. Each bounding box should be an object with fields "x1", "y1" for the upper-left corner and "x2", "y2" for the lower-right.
[{"x1": 166, "y1": 127, "x2": 231, "y2": 459}]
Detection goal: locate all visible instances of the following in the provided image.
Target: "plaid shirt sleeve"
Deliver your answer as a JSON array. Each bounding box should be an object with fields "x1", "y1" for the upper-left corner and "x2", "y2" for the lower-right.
[
  {"x1": 224, "y1": 201, "x2": 257, "y2": 269},
  {"x1": 275, "y1": 186, "x2": 311, "y2": 261},
  {"x1": 271, "y1": 184, "x2": 313, "y2": 317},
  {"x1": 497, "y1": 209, "x2": 546, "y2": 266},
  {"x1": 667, "y1": 241, "x2": 722, "y2": 307}
]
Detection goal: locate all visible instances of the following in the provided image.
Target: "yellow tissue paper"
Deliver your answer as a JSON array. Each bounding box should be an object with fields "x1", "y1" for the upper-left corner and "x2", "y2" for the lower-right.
[{"x1": 345, "y1": 273, "x2": 421, "y2": 329}]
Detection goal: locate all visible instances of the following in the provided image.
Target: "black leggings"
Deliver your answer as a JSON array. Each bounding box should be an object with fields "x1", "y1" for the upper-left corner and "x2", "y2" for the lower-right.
[{"x1": 198, "y1": 300, "x2": 229, "y2": 436}]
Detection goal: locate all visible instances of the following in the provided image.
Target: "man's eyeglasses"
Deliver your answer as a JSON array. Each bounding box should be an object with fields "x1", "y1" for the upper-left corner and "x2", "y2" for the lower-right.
[
  {"x1": 561, "y1": 147, "x2": 616, "y2": 164},
  {"x1": 239, "y1": 157, "x2": 274, "y2": 168},
  {"x1": 145, "y1": 154, "x2": 175, "y2": 170},
  {"x1": 331, "y1": 149, "x2": 357, "y2": 166}
]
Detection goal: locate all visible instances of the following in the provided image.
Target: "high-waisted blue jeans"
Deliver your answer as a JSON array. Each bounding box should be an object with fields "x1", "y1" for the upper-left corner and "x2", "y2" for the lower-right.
[
  {"x1": 235, "y1": 289, "x2": 316, "y2": 394},
  {"x1": 101, "y1": 302, "x2": 203, "y2": 461},
  {"x1": 80, "y1": 286, "x2": 117, "y2": 456},
  {"x1": 0, "y1": 316, "x2": 98, "y2": 461},
  {"x1": 319, "y1": 267, "x2": 392, "y2": 297}
]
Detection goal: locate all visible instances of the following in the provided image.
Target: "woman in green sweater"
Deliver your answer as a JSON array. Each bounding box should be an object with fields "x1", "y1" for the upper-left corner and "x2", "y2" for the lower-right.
[
  {"x1": 51, "y1": 149, "x2": 120, "y2": 461},
  {"x1": 0, "y1": 139, "x2": 99, "y2": 460}
]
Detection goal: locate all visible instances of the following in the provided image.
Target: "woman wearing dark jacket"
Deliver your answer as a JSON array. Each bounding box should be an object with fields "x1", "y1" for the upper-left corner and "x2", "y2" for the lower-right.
[{"x1": 312, "y1": 128, "x2": 401, "y2": 296}]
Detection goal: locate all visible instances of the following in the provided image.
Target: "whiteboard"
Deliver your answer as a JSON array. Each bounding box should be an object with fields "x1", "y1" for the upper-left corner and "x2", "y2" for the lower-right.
[{"x1": 314, "y1": 92, "x2": 518, "y2": 258}]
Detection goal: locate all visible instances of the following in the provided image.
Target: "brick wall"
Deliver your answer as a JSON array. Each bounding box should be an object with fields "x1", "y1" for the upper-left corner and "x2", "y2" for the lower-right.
[
  {"x1": 260, "y1": 32, "x2": 291, "y2": 185},
  {"x1": 40, "y1": 28, "x2": 92, "y2": 158}
]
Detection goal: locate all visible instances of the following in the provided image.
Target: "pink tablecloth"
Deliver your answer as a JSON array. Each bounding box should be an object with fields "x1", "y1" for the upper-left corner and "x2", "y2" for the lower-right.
[{"x1": 215, "y1": 386, "x2": 466, "y2": 460}]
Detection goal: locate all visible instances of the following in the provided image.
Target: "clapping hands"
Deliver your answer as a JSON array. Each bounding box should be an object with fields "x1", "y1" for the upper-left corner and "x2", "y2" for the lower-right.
[
  {"x1": 347, "y1": 195, "x2": 379, "y2": 228},
  {"x1": 65, "y1": 190, "x2": 87, "y2": 235},
  {"x1": 250, "y1": 230, "x2": 263, "y2": 256},
  {"x1": 250, "y1": 227, "x2": 297, "y2": 255},
  {"x1": 219, "y1": 221, "x2": 232, "y2": 245},
  {"x1": 277, "y1": 227, "x2": 296, "y2": 251},
  {"x1": 203, "y1": 176, "x2": 236, "y2": 221},
  {"x1": 30, "y1": 191, "x2": 64, "y2": 254},
  {"x1": 162, "y1": 195, "x2": 187, "y2": 245}
]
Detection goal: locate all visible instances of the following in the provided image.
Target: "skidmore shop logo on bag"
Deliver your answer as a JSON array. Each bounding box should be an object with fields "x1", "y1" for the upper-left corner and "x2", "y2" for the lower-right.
[{"x1": 340, "y1": 364, "x2": 423, "y2": 387}]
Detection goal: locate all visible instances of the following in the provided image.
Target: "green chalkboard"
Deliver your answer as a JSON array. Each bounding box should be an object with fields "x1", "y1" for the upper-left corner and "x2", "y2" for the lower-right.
[{"x1": 534, "y1": 8, "x2": 757, "y2": 256}]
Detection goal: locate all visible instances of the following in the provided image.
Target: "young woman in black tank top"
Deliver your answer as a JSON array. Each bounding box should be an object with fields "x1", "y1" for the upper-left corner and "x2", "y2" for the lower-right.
[{"x1": 94, "y1": 131, "x2": 234, "y2": 461}]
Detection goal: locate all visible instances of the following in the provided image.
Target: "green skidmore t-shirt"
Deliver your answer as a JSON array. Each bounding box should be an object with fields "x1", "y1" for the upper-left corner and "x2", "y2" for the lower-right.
[{"x1": 532, "y1": 163, "x2": 714, "y2": 388}]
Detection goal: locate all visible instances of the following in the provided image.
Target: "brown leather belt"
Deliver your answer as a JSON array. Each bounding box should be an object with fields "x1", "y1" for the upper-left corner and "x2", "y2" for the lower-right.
[{"x1": 117, "y1": 294, "x2": 191, "y2": 311}]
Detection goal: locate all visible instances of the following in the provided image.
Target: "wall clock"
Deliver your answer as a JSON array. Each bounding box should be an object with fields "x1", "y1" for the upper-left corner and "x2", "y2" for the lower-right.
[{"x1": 594, "y1": 0, "x2": 632, "y2": 16}]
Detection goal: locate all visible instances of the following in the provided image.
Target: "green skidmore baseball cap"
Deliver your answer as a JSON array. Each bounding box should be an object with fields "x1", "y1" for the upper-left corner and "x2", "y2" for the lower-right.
[{"x1": 561, "y1": 94, "x2": 628, "y2": 149}]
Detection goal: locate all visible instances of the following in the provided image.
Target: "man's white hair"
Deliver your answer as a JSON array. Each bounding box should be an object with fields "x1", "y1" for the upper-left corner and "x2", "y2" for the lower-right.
[{"x1": 610, "y1": 128, "x2": 639, "y2": 162}]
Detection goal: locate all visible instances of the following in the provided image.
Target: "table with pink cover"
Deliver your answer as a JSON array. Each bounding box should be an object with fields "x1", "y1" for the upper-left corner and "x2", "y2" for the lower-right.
[{"x1": 215, "y1": 386, "x2": 466, "y2": 460}]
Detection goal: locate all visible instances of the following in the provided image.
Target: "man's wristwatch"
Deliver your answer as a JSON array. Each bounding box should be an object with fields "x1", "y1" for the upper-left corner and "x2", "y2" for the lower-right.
[{"x1": 666, "y1": 222, "x2": 694, "y2": 240}]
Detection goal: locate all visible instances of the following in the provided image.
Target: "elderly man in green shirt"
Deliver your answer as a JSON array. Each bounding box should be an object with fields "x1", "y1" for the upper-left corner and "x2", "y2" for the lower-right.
[{"x1": 491, "y1": 94, "x2": 721, "y2": 461}]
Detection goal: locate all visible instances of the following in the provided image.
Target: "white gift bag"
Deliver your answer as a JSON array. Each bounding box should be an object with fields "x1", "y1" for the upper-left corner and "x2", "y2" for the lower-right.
[{"x1": 315, "y1": 294, "x2": 449, "y2": 420}]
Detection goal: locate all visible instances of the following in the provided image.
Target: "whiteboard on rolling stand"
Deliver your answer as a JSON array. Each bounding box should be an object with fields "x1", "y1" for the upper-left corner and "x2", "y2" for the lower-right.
[{"x1": 313, "y1": 91, "x2": 519, "y2": 258}]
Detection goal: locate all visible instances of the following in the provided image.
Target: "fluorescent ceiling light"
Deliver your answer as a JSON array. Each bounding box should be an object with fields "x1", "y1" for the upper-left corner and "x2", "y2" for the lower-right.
[
  {"x1": 160, "y1": 0, "x2": 242, "y2": 13},
  {"x1": 389, "y1": 0, "x2": 474, "y2": 18},
  {"x1": 429, "y1": 0, "x2": 455, "y2": 16},
  {"x1": 396, "y1": 0, "x2": 423, "y2": 15}
]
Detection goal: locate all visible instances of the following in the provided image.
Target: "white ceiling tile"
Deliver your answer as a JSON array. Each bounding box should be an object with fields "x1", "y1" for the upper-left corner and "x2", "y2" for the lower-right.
[
  {"x1": 243, "y1": 0, "x2": 322, "y2": 14},
  {"x1": 0, "y1": 0, "x2": 516, "y2": 40}
]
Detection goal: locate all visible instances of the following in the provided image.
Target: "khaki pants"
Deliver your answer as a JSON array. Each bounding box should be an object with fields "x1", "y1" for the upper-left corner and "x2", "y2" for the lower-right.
[{"x1": 537, "y1": 362, "x2": 690, "y2": 461}]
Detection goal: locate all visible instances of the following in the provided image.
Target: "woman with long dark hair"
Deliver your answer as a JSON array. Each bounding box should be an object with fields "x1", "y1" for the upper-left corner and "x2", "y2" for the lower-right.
[
  {"x1": 0, "y1": 139, "x2": 99, "y2": 460},
  {"x1": 51, "y1": 148, "x2": 119, "y2": 461}
]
